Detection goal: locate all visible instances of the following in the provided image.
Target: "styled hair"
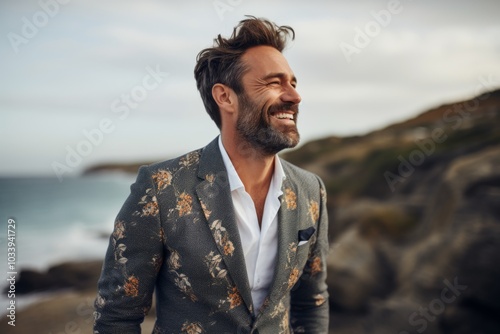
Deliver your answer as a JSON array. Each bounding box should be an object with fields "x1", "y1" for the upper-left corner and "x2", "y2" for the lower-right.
[{"x1": 194, "y1": 16, "x2": 295, "y2": 129}]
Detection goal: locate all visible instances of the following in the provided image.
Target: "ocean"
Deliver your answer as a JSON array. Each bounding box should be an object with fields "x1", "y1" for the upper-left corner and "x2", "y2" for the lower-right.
[{"x1": 0, "y1": 173, "x2": 136, "y2": 312}]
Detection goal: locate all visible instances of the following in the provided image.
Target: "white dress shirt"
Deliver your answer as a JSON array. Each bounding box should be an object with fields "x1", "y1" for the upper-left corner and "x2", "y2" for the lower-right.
[{"x1": 218, "y1": 136, "x2": 285, "y2": 312}]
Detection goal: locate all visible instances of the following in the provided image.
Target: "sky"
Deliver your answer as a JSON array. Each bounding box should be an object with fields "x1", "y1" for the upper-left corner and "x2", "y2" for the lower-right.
[{"x1": 1, "y1": 0, "x2": 499, "y2": 178}]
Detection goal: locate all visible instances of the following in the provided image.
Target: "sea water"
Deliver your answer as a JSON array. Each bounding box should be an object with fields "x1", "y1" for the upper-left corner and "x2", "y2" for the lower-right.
[{"x1": 0, "y1": 173, "x2": 135, "y2": 312}]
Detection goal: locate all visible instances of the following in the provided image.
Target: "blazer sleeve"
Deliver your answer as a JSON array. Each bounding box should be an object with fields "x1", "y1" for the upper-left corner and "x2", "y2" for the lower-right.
[
  {"x1": 94, "y1": 166, "x2": 164, "y2": 333},
  {"x1": 290, "y1": 175, "x2": 330, "y2": 333}
]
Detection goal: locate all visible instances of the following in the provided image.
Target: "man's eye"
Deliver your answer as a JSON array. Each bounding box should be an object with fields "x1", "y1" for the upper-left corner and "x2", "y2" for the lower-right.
[{"x1": 268, "y1": 81, "x2": 280, "y2": 86}]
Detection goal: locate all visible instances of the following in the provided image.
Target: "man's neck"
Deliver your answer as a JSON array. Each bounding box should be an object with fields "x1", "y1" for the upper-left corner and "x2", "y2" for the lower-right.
[
  {"x1": 221, "y1": 134, "x2": 275, "y2": 192},
  {"x1": 221, "y1": 134, "x2": 275, "y2": 224}
]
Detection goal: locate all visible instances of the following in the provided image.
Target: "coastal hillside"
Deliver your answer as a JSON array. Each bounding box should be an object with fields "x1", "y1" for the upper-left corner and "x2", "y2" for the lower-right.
[
  {"x1": 282, "y1": 89, "x2": 500, "y2": 333},
  {"x1": 285, "y1": 89, "x2": 500, "y2": 203}
]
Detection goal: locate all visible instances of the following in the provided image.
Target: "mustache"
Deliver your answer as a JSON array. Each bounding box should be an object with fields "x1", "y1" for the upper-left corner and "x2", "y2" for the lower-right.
[{"x1": 268, "y1": 102, "x2": 299, "y2": 115}]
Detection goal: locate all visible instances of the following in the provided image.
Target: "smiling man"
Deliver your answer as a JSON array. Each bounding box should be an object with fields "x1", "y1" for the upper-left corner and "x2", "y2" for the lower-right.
[{"x1": 94, "y1": 17, "x2": 329, "y2": 334}]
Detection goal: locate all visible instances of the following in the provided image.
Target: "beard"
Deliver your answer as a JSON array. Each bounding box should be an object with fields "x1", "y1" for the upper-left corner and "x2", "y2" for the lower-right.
[{"x1": 235, "y1": 92, "x2": 300, "y2": 156}]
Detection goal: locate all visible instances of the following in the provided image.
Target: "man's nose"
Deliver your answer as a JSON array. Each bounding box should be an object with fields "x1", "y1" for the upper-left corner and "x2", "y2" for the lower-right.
[{"x1": 281, "y1": 84, "x2": 302, "y2": 105}]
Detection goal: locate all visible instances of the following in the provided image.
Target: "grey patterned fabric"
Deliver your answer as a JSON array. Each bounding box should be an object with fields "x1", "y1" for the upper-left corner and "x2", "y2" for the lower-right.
[{"x1": 94, "y1": 137, "x2": 329, "y2": 334}]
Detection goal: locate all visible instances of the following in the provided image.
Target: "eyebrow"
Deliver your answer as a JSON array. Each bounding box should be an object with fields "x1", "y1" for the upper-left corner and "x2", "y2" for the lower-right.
[{"x1": 262, "y1": 72, "x2": 298, "y2": 84}]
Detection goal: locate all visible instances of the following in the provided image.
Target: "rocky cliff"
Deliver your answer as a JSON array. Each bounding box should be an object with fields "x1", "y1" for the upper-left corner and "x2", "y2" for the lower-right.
[{"x1": 283, "y1": 89, "x2": 500, "y2": 333}]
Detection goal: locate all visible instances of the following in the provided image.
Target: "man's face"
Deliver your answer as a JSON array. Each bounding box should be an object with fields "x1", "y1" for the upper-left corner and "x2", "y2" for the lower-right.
[{"x1": 235, "y1": 45, "x2": 302, "y2": 156}]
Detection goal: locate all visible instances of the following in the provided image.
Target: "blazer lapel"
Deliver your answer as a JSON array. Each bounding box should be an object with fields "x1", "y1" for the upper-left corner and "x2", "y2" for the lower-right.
[
  {"x1": 264, "y1": 172, "x2": 300, "y2": 307},
  {"x1": 195, "y1": 138, "x2": 254, "y2": 313}
]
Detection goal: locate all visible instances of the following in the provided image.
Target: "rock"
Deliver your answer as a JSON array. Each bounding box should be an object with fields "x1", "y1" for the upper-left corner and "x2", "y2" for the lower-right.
[
  {"x1": 439, "y1": 226, "x2": 500, "y2": 334},
  {"x1": 15, "y1": 269, "x2": 58, "y2": 294},
  {"x1": 322, "y1": 90, "x2": 500, "y2": 332},
  {"x1": 327, "y1": 227, "x2": 395, "y2": 312},
  {"x1": 384, "y1": 146, "x2": 500, "y2": 333},
  {"x1": 6, "y1": 260, "x2": 103, "y2": 295},
  {"x1": 47, "y1": 261, "x2": 104, "y2": 291}
]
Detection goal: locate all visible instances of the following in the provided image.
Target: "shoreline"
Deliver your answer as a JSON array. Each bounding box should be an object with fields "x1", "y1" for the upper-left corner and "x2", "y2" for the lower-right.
[
  {"x1": 0, "y1": 258, "x2": 158, "y2": 333},
  {"x1": 1, "y1": 259, "x2": 104, "y2": 319},
  {"x1": 0, "y1": 257, "x2": 154, "y2": 333},
  {"x1": 0, "y1": 288, "x2": 157, "y2": 334}
]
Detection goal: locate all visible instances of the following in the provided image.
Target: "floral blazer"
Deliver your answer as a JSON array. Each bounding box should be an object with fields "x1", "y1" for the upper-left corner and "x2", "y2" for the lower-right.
[{"x1": 94, "y1": 137, "x2": 329, "y2": 334}]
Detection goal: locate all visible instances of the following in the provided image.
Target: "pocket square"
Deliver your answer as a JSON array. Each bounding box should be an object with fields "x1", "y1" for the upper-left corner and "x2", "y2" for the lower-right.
[{"x1": 298, "y1": 226, "x2": 316, "y2": 243}]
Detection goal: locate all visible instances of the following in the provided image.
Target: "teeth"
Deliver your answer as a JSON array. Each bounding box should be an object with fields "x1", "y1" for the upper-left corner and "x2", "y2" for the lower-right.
[{"x1": 274, "y1": 113, "x2": 294, "y2": 120}]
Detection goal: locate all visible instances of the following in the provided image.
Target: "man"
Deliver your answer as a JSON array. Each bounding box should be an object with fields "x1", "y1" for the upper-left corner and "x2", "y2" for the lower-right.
[{"x1": 94, "y1": 16, "x2": 329, "y2": 334}]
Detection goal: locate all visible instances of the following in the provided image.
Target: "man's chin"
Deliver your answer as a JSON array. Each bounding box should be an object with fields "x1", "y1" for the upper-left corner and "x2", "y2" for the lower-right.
[
  {"x1": 281, "y1": 127, "x2": 300, "y2": 147},
  {"x1": 282, "y1": 134, "x2": 299, "y2": 149},
  {"x1": 260, "y1": 131, "x2": 300, "y2": 155}
]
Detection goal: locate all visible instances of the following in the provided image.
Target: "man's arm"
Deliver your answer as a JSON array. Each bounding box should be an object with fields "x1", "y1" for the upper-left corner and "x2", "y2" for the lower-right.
[
  {"x1": 94, "y1": 166, "x2": 163, "y2": 333},
  {"x1": 290, "y1": 176, "x2": 329, "y2": 333}
]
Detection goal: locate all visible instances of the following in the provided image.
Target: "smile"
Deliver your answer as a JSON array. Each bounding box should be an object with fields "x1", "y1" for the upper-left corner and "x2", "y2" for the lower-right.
[{"x1": 271, "y1": 112, "x2": 295, "y2": 121}]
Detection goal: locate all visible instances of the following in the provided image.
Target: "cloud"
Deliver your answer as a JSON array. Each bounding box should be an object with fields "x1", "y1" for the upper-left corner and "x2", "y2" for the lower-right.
[{"x1": 1, "y1": 0, "x2": 500, "y2": 175}]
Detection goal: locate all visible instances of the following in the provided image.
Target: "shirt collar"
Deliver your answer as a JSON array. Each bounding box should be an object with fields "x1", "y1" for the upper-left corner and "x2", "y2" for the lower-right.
[{"x1": 218, "y1": 136, "x2": 286, "y2": 193}]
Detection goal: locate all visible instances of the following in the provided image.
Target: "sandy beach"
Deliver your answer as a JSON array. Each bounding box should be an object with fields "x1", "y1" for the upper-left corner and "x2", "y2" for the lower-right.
[
  {"x1": 0, "y1": 259, "x2": 157, "y2": 334},
  {"x1": 0, "y1": 289, "x2": 156, "y2": 334}
]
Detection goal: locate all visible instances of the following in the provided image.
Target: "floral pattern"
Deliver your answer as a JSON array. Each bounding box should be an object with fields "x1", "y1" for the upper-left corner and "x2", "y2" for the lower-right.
[
  {"x1": 320, "y1": 186, "x2": 326, "y2": 203},
  {"x1": 151, "y1": 254, "x2": 163, "y2": 272},
  {"x1": 136, "y1": 188, "x2": 159, "y2": 217},
  {"x1": 95, "y1": 293, "x2": 105, "y2": 308},
  {"x1": 124, "y1": 275, "x2": 139, "y2": 297},
  {"x1": 179, "y1": 151, "x2": 201, "y2": 168},
  {"x1": 210, "y1": 220, "x2": 235, "y2": 256},
  {"x1": 288, "y1": 267, "x2": 300, "y2": 289},
  {"x1": 173, "y1": 271, "x2": 197, "y2": 302},
  {"x1": 152, "y1": 169, "x2": 173, "y2": 191},
  {"x1": 112, "y1": 220, "x2": 126, "y2": 240},
  {"x1": 167, "y1": 247, "x2": 197, "y2": 301},
  {"x1": 111, "y1": 220, "x2": 128, "y2": 267},
  {"x1": 93, "y1": 310, "x2": 101, "y2": 322},
  {"x1": 204, "y1": 251, "x2": 227, "y2": 281},
  {"x1": 281, "y1": 311, "x2": 290, "y2": 334},
  {"x1": 114, "y1": 243, "x2": 127, "y2": 265},
  {"x1": 283, "y1": 242, "x2": 301, "y2": 290},
  {"x1": 284, "y1": 188, "x2": 297, "y2": 210},
  {"x1": 200, "y1": 200, "x2": 212, "y2": 220},
  {"x1": 227, "y1": 286, "x2": 243, "y2": 309},
  {"x1": 223, "y1": 240, "x2": 235, "y2": 256},
  {"x1": 176, "y1": 192, "x2": 193, "y2": 217},
  {"x1": 309, "y1": 256, "x2": 322, "y2": 277},
  {"x1": 159, "y1": 227, "x2": 165, "y2": 243},
  {"x1": 181, "y1": 321, "x2": 204, "y2": 334},
  {"x1": 270, "y1": 300, "x2": 285, "y2": 318},
  {"x1": 313, "y1": 293, "x2": 326, "y2": 306},
  {"x1": 168, "y1": 249, "x2": 181, "y2": 270},
  {"x1": 287, "y1": 242, "x2": 298, "y2": 264},
  {"x1": 270, "y1": 301, "x2": 290, "y2": 333},
  {"x1": 205, "y1": 173, "x2": 215, "y2": 184},
  {"x1": 142, "y1": 201, "x2": 159, "y2": 216},
  {"x1": 219, "y1": 285, "x2": 242, "y2": 310},
  {"x1": 308, "y1": 199, "x2": 319, "y2": 223}
]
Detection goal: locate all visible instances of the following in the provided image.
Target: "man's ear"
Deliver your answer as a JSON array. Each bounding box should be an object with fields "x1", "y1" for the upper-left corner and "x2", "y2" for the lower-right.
[{"x1": 212, "y1": 83, "x2": 236, "y2": 114}]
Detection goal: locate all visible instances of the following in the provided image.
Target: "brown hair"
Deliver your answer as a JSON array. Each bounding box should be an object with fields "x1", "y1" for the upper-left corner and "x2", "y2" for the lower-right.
[{"x1": 194, "y1": 16, "x2": 295, "y2": 129}]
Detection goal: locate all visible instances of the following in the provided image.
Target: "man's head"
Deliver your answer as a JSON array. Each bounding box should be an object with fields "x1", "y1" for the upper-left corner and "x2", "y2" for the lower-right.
[{"x1": 194, "y1": 17, "x2": 301, "y2": 155}]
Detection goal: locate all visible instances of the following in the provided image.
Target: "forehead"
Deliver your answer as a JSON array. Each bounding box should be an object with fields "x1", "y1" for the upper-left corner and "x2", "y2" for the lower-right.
[{"x1": 240, "y1": 45, "x2": 295, "y2": 80}]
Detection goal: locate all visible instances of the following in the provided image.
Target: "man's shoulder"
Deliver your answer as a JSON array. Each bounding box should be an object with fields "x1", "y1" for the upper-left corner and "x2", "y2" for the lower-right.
[
  {"x1": 279, "y1": 158, "x2": 324, "y2": 188},
  {"x1": 146, "y1": 148, "x2": 204, "y2": 172},
  {"x1": 136, "y1": 137, "x2": 220, "y2": 180}
]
